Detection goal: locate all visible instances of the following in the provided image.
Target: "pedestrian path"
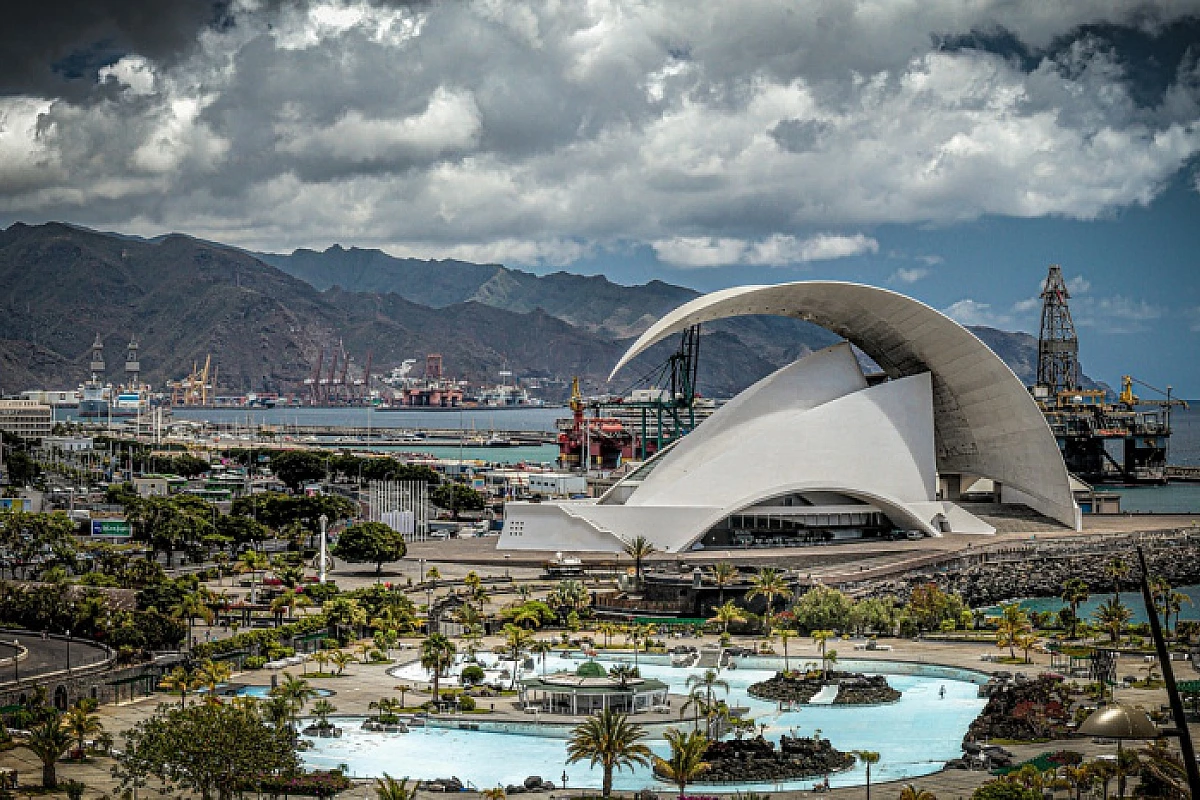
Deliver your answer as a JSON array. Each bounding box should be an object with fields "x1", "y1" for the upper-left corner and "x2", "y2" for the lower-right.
[{"x1": 809, "y1": 684, "x2": 839, "y2": 704}]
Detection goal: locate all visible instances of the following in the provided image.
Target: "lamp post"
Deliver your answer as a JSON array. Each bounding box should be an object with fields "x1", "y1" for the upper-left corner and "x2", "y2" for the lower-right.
[
  {"x1": 1078, "y1": 705, "x2": 1159, "y2": 799},
  {"x1": 66, "y1": 629, "x2": 71, "y2": 674},
  {"x1": 12, "y1": 639, "x2": 18, "y2": 685},
  {"x1": 318, "y1": 514, "x2": 329, "y2": 584}
]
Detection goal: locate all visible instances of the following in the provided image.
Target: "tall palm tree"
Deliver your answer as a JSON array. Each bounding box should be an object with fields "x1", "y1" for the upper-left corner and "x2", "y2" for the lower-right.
[
  {"x1": 270, "y1": 590, "x2": 300, "y2": 627},
  {"x1": 171, "y1": 590, "x2": 215, "y2": 651},
  {"x1": 812, "y1": 630, "x2": 836, "y2": 678},
  {"x1": 1166, "y1": 591, "x2": 1192, "y2": 637},
  {"x1": 530, "y1": 639, "x2": 553, "y2": 675},
  {"x1": 608, "y1": 663, "x2": 639, "y2": 689},
  {"x1": 311, "y1": 698, "x2": 337, "y2": 727},
  {"x1": 853, "y1": 750, "x2": 881, "y2": 800},
  {"x1": 502, "y1": 623, "x2": 534, "y2": 688},
  {"x1": 62, "y1": 700, "x2": 103, "y2": 758},
  {"x1": 1105, "y1": 557, "x2": 1130, "y2": 608},
  {"x1": 1094, "y1": 598, "x2": 1133, "y2": 645},
  {"x1": 747, "y1": 567, "x2": 794, "y2": 637},
  {"x1": 655, "y1": 728, "x2": 711, "y2": 796},
  {"x1": 375, "y1": 773, "x2": 419, "y2": 800},
  {"x1": 196, "y1": 658, "x2": 232, "y2": 702},
  {"x1": 712, "y1": 562, "x2": 738, "y2": 605},
  {"x1": 566, "y1": 710, "x2": 652, "y2": 798},
  {"x1": 1060, "y1": 578, "x2": 1090, "y2": 639},
  {"x1": 311, "y1": 650, "x2": 331, "y2": 675},
  {"x1": 622, "y1": 535, "x2": 657, "y2": 584},
  {"x1": 274, "y1": 671, "x2": 318, "y2": 728},
  {"x1": 710, "y1": 601, "x2": 746, "y2": 636},
  {"x1": 778, "y1": 628, "x2": 795, "y2": 674},
  {"x1": 421, "y1": 633, "x2": 458, "y2": 706},
  {"x1": 25, "y1": 713, "x2": 72, "y2": 788}
]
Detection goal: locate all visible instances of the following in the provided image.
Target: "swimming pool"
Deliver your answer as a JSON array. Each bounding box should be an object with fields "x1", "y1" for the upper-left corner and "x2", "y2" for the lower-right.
[
  {"x1": 205, "y1": 684, "x2": 335, "y2": 699},
  {"x1": 302, "y1": 654, "x2": 987, "y2": 791}
]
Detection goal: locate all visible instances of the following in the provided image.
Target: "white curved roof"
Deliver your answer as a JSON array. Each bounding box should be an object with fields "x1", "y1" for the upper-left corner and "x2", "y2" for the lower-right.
[{"x1": 611, "y1": 281, "x2": 1079, "y2": 530}]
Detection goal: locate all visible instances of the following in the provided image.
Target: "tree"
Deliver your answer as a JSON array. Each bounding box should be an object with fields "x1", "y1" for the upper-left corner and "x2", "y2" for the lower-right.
[
  {"x1": 655, "y1": 728, "x2": 710, "y2": 796},
  {"x1": 115, "y1": 700, "x2": 299, "y2": 800},
  {"x1": 747, "y1": 567, "x2": 794, "y2": 637},
  {"x1": 161, "y1": 665, "x2": 203, "y2": 708},
  {"x1": 502, "y1": 623, "x2": 534, "y2": 688},
  {"x1": 996, "y1": 604, "x2": 1031, "y2": 660},
  {"x1": 323, "y1": 597, "x2": 367, "y2": 642},
  {"x1": 793, "y1": 584, "x2": 854, "y2": 633},
  {"x1": 311, "y1": 698, "x2": 337, "y2": 727},
  {"x1": 270, "y1": 450, "x2": 327, "y2": 493},
  {"x1": 621, "y1": 535, "x2": 657, "y2": 583},
  {"x1": 330, "y1": 650, "x2": 354, "y2": 676},
  {"x1": 375, "y1": 773, "x2": 420, "y2": 800},
  {"x1": 430, "y1": 482, "x2": 486, "y2": 519},
  {"x1": 1094, "y1": 598, "x2": 1133, "y2": 644},
  {"x1": 565, "y1": 710, "x2": 652, "y2": 798},
  {"x1": 237, "y1": 549, "x2": 268, "y2": 604},
  {"x1": 25, "y1": 712, "x2": 72, "y2": 788},
  {"x1": 710, "y1": 600, "x2": 746, "y2": 635},
  {"x1": 272, "y1": 672, "x2": 317, "y2": 729},
  {"x1": 172, "y1": 590, "x2": 215, "y2": 651},
  {"x1": 196, "y1": 659, "x2": 232, "y2": 701},
  {"x1": 331, "y1": 522, "x2": 407, "y2": 575},
  {"x1": 812, "y1": 629, "x2": 836, "y2": 679},
  {"x1": 530, "y1": 639, "x2": 553, "y2": 675},
  {"x1": 63, "y1": 699, "x2": 103, "y2": 758},
  {"x1": 1060, "y1": 578, "x2": 1089, "y2": 639},
  {"x1": 711, "y1": 562, "x2": 739, "y2": 604},
  {"x1": 899, "y1": 784, "x2": 936, "y2": 800},
  {"x1": 420, "y1": 634, "x2": 457, "y2": 707},
  {"x1": 4, "y1": 449, "x2": 39, "y2": 486},
  {"x1": 1105, "y1": 557, "x2": 1130, "y2": 608},
  {"x1": 684, "y1": 670, "x2": 729, "y2": 736},
  {"x1": 854, "y1": 750, "x2": 881, "y2": 800}
]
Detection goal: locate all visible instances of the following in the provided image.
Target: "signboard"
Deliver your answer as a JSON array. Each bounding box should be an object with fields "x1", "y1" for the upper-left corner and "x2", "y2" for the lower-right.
[
  {"x1": 0, "y1": 498, "x2": 25, "y2": 512},
  {"x1": 90, "y1": 519, "x2": 132, "y2": 538}
]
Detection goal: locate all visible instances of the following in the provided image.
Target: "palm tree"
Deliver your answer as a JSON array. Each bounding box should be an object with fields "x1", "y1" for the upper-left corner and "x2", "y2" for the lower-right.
[
  {"x1": 311, "y1": 698, "x2": 337, "y2": 727},
  {"x1": 25, "y1": 712, "x2": 72, "y2": 788},
  {"x1": 374, "y1": 773, "x2": 419, "y2": 800},
  {"x1": 898, "y1": 783, "x2": 936, "y2": 800},
  {"x1": 1094, "y1": 598, "x2": 1133, "y2": 645},
  {"x1": 270, "y1": 590, "x2": 301, "y2": 627},
  {"x1": 356, "y1": 641, "x2": 373, "y2": 663},
  {"x1": 1105, "y1": 557, "x2": 1130, "y2": 608},
  {"x1": 426, "y1": 566, "x2": 441, "y2": 582},
  {"x1": 685, "y1": 669, "x2": 730, "y2": 710},
  {"x1": 1015, "y1": 632, "x2": 1040, "y2": 665},
  {"x1": 530, "y1": 639, "x2": 553, "y2": 675},
  {"x1": 996, "y1": 604, "x2": 1031, "y2": 660},
  {"x1": 238, "y1": 548, "x2": 269, "y2": 604},
  {"x1": 1060, "y1": 578, "x2": 1089, "y2": 639},
  {"x1": 778, "y1": 628, "x2": 795, "y2": 674},
  {"x1": 330, "y1": 650, "x2": 354, "y2": 676},
  {"x1": 622, "y1": 535, "x2": 657, "y2": 584},
  {"x1": 160, "y1": 665, "x2": 201, "y2": 707},
  {"x1": 262, "y1": 694, "x2": 293, "y2": 731},
  {"x1": 311, "y1": 649, "x2": 331, "y2": 675},
  {"x1": 502, "y1": 623, "x2": 534, "y2": 688},
  {"x1": 853, "y1": 750, "x2": 881, "y2": 800},
  {"x1": 597, "y1": 622, "x2": 618, "y2": 647},
  {"x1": 747, "y1": 567, "x2": 794, "y2": 637},
  {"x1": 712, "y1": 562, "x2": 738, "y2": 604},
  {"x1": 62, "y1": 700, "x2": 103, "y2": 758},
  {"x1": 274, "y1": 672, "x2": 318, "y2": 727},
  {"x1": 421, "y1": 633, "x2": 457, "y2": 707},
  {"x1": 710, "y1": 601, "x2": 746, "y2": 636},
  {"x1": 812, "y1": 629, "x2": 836, "y2": 678},
  {"x1": 654, "y1": 728, "x2": 711, "y2": 796},
  {"x1": 171, "y1": 590, "x2": 215, "y2": 651},
  {"x1": 609, "y1": 663, "x2": 639, "y2": 689},
  {"x1": 566, "y1": 710, "x2": 652, "y2": 798},
  {"x1": 196, "y1": 658, "x2": 232, "y2": 701},
  {"x1": 1166, "y1": 591, "x2": 1192, "y2": 637}
]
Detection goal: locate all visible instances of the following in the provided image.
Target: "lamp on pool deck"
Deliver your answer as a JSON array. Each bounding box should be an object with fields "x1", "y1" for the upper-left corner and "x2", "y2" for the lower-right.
[{"x1": 1078, "y1": 704, "x2": 1159, "y2": 798}]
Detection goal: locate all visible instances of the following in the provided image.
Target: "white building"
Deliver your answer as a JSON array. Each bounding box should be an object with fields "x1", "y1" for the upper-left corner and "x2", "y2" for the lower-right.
[
  {"x1": 499, "y1": 281, "x2": 1080, "y2": 554},
  {"x1": 0, "y1": 399, "x2": 52, "y2": 440}
]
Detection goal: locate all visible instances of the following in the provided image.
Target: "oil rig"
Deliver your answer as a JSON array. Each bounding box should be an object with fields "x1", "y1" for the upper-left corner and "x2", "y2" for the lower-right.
[{"x1": 1031, "y1": 264, "x2": 1187, "y2": 484}]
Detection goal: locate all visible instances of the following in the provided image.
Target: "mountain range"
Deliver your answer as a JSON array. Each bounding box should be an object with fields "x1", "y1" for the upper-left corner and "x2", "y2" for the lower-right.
[{"x1": 0, "y1": 222, "x2": 1067, "y2": 400}]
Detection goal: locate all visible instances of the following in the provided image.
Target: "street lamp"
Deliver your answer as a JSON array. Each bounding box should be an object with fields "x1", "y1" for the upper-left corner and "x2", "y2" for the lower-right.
[
  {"x1": 12, "y1": 639, "x2": 18, "y2": 685},
  {"x1": 318, "y1": 514, "x2": 329, "y2": 584},
  {"x1": 1078, "y1": 704, "x2": 1158, "y2": 799},
  {"x1": 66, "y1": 629, "x2": 71, "y2": 674}
]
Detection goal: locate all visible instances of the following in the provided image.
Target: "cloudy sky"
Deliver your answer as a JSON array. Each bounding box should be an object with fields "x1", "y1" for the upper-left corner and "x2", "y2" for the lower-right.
[{"x1": 2, "y1": 1, "x2": 1199, "y2": 394}]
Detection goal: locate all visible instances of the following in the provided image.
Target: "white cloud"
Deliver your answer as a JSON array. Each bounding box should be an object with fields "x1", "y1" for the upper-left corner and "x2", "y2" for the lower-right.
[
  {"x1": 942, "y1": 299, "x2": 1013, "y2": 328},
  {"x1": 1067, "y1": 275, "x2": 1091, "y2": 294},
  {"x1": 652, "y1": 233, "x2": 877, "y2": 268},
  {"x1": 2, "y1": 1, "x2": 1200, "y2": 264},
  {"x1": 890, "y1": 267, "x2": 930, "y2": 284}
]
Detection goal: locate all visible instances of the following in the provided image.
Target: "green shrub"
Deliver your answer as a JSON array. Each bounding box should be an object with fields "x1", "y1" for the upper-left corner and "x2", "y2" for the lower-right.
[
  {"x1": 243, "y1": 656, "x2": 268, "y2": 669},
  {"x1": 457, "y1": 695, "x2": 476, "y2": 711},
  {"x1": 460, "y1": 665, "x2": 486, "y2": 685}
]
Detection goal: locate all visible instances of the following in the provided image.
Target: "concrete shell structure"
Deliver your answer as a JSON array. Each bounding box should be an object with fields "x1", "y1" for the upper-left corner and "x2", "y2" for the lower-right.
[{"x1": 499, "y1": 281, "x2": 1079, "y2": 555}]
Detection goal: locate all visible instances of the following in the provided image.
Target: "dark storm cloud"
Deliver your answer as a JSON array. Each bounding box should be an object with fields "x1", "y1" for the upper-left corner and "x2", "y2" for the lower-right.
[{"x1": 0, "y1": 1, "x2": 242, "y2": 99}]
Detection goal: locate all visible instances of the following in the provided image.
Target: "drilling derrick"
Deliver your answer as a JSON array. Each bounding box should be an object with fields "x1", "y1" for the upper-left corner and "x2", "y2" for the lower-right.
[{"x1": 1036, "y1": 264, "x2": 1079, "y2": 396}]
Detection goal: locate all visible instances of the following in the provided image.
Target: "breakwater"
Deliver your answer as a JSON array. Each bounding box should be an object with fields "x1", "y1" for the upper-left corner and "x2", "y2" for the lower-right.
[{"x1": 865, "y1": 530, "x2": 1200, "y2": 607}]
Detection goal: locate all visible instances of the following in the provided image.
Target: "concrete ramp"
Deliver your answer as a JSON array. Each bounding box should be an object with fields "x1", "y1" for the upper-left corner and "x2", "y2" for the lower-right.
[{"x1": 808, "y1": 684, "x2": 839, "y2": 705}]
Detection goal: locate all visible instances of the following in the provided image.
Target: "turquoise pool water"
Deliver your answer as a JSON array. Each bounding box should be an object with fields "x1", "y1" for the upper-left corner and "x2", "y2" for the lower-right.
[
  {"x1": 301, "y1": 655, "x2": 987, "y2": 791},
  {"x1": 201, "y1": 684, "x2": 335, "y2": 699}
]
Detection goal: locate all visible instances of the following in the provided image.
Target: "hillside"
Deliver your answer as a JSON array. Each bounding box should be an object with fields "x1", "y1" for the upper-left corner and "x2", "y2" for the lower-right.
[{"x1": 0, "y1": 222, "x2": 1074, "y2": 401}]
